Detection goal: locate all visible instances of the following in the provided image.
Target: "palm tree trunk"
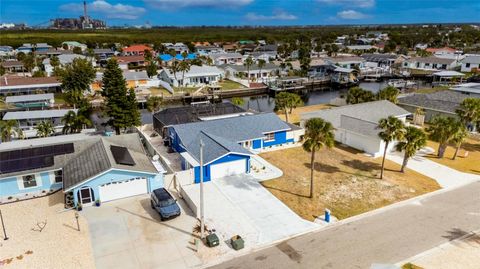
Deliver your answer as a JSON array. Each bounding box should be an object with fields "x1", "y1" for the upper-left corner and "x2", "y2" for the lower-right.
[
  {"x1": 452, "y1": 144, "x2": 461, "y2": 160},
  {"x1": 401, "y1": 152, "x2": 409, "y2": 173},
  {"x1": 284, "y1": 107, "x2": 289, "y2": 123},
  {"x1": 380, "y1": 141, "x2": 389, "y2": 179},
  {"x1": 309, "y1": 150, "x2": 315, "y2": 198}
]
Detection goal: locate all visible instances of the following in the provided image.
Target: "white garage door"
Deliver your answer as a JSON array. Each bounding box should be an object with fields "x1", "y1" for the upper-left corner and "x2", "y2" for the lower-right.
[
  {"x1": 210, "y1": 159, "x2": 247, "y2": 179},
  {"x1": 99, "y1": 177, "x2": 148, "y2": 202}
]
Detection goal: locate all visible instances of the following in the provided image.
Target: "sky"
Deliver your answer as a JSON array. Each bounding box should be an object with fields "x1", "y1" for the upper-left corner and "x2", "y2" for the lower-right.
[{"x1": 0, "y1": 0, "x2": 479, "y2": 27}]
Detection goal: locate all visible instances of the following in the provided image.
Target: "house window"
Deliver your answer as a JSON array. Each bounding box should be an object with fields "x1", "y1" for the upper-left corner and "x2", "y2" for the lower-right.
[
  {"x1": 23, "y1": 174, "x2": 37, "y2": 188},
  {"x1": 264, "y1": 133, "x2": 275, "y2": 142},
  {"x1": 466, "y1": 63, "x2": 471, "y2": 68},
  {"x1": 54, "y1": 170, "x2": 63, "y2": 183}
]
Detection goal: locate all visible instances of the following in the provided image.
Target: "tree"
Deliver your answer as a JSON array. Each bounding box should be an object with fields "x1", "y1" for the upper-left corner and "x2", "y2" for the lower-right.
[
  {"x1": 456, "y1": 97, "x2": 480, "y2": 131},
  {"x1": 168, "y1": 48, "x2": 178, "y2": 81},
  {"x1": 145, "y1": 49, "x2": 158, "y2": 78},
  {"x1": 427, "y1": 116, "x2": 459, "y2": 158},
  {"x1": 378, "y1": 116, "x2": 405, "y2": 179},
  {"x1": 59, "y1": 58, "x2": 95, "y2": 106},
  {"x1": 16, "y1": 51, "x2": 26, "y2": 61},
  {"x1": 395, "y1": 126, "x2": 427, "y2": 172},
  {"x1": 377, "y1": 86, "x2": 400, "y2": 104},
  {"x1": 244, "y1": 56, "x2": 254, "y2": 82},
  {"x1": 450, "y1": 123, "x2": 468, "y2": 160},
  {"x1": 346, "y1": 87, "x2": 376, "y2": 104},
  {"x1": 257, "y1": 59, "x2": 266, "y2": 82},
  {"x1": 22, "y1": 53, "x2": 35, "y2": 73},
  {"x1": 178, "y1": 59, "x2": 191, "y2": 87},
  {"x1": 146, "y1": 96, "x2": 163, "y2": 112},
  {"x1": 274, "y1": 92, "x2": 304, "y2": 123},
  {"x1": 101, "y1": 58, "x2": 141, "y2": 134},
  {"x1": 0, "y1": 120, "x2": 23, "y2": 142},
  {"x1": 32, "y1": 70, "x2": 46, "y2": 77},
  {"x1": 62, "y1": 110, "x2": 91, "y2": 134},
  {"x1": 50, "y1": 55, "x2": 60, "y2": 68},
  {"x1": 0, "y1": 64, "x2": 5, "y2": 76},
  {"x1": 35, "y1": 120, "x2": 55, "y2": 137},
  {"x1": 302, "y1": 118, "x2": 335, "y2": 198},
  {"x1": 72, "y1": 47, "x2": 82, "y2": 54}
]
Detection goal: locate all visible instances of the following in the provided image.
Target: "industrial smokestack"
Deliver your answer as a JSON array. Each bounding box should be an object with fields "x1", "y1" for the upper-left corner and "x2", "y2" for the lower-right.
[{"x1": 83, "y1": 1, "x2": 88, "y2": 22}]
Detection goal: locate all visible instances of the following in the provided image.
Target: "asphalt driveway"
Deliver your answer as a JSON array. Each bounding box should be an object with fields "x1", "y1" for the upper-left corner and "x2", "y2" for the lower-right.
[{"x1": 82, "y1": 194, "x2": 202, "y2": 269}]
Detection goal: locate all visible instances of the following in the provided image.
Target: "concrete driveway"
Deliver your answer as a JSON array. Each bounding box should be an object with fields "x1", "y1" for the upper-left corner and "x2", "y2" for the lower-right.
[{"x1": 82, "y1": 194, "x2": 202, "y2": 269}]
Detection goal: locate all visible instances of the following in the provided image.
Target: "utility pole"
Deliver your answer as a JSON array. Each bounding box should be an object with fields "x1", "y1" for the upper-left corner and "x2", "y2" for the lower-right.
[
  {"x1": 199, "y1": 139, "x2": 205, "y2": 239},
  {"x1": 0, "y1": 210, "x2": 8, "y2": 240}
]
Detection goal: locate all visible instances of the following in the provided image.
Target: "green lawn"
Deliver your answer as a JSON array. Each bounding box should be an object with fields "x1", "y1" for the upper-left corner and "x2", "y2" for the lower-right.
[
  {"x1": 54, "y1": 93, "x2": 67, "y2": 105},
  {"x1": 218, "y1": 80, "x2": 246, "y2": 90}
]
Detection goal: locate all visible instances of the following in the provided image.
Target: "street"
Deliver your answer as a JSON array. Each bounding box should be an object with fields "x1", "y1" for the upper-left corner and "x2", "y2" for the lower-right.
[{"x1": 209, "y1": 181, "x2": 480, "y2": 269}]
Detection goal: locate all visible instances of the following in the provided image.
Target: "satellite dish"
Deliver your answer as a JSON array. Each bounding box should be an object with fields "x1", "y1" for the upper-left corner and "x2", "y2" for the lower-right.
[{"x1": 152, "y1": 155, "x2": 160, "y2": 161}]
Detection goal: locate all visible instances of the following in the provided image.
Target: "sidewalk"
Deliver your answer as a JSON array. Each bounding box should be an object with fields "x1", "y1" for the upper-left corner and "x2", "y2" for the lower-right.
[{"x1": 386, "y1": 151, "x2": 480, "y2": 189}]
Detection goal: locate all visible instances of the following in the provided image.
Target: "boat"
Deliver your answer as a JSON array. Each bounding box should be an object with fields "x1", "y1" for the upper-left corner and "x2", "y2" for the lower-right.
[{"x1": 387, "y1": 79, "x2": 416, "y2": 88}]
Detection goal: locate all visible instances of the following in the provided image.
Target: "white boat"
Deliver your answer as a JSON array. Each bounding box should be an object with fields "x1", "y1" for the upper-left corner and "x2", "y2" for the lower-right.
[{"x1": 387, "y1": 79, "x2": 417, "y2": 88}]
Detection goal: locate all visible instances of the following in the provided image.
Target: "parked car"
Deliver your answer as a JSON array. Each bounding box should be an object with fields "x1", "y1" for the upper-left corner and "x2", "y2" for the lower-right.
[{"x1": 150, "y1": 188, "x2": 181, "y2": 220}]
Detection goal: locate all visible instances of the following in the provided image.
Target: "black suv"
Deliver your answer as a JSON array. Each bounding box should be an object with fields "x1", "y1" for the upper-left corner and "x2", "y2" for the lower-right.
[{"x1": 150, "y1": 188, "x2": 181, "y2": 221}]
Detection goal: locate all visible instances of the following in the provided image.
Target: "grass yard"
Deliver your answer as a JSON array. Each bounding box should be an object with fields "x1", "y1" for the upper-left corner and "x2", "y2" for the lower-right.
[
  {"x1": 414, "y1": 86, "x2": 449, "y2": 94},
  {"x1": 54, "y1": 92, "x2": 67, "y2": 105},
  {"x1": 424, "y1": 136, "x2": 480, "y2": 175},
  {"x1": 276, "y1": 103, "x2": 332, "y2": 125},
  {"x1": 260, "y1": 146, "x2": 440, "y2": 221},
  {"x1": 218, "y1": 79, "x2": 246, "y2": 90},
  {"x1": 149, "y1": 87, "x2": 172, "y2": 96}
]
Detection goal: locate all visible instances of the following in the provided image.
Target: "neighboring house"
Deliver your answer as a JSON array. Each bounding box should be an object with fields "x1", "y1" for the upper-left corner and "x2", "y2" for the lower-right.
[
  {"x1": 223, "y1": 63, "x2": 279, "y2": 81},
  {"x1": 91, "y1": 70, "x2": 151, "y2": 91},
  {"x1": 308, "y1": 58, "x2": 335, "y2": 78},
  {"x1": 249, "y1": 51, "x2": 277, "y2": 63},
  {"x1": 43, "y1": 54, "x2": 93, "y2": 76},
  {"x1": 5, "y1": 93, "x2": 54, "y2": 109},
  {"x1": 115, "y1": 55, "x2": 146, "y2": 70},
  {"x1": 17, "y1": 43, "x2": 52, "y2": 53},
  {"x1": 415, "y1": 43, "x2": 428, "y2": 50},
  {"x1": 301, "y1": 100, "x2": 410, "y2": 157},
  {"x1": 426, "y1": 47, "x2": 457, "y2": 56},
  {"x1": 2, "y1": 109, "x2": 78, "y2": 138},
  {"x1": 402, "y1": 57, "x2": 457, "y2": 71},
  {"x1": 153, "y1": 101, "x2": 246, "y2": 137},
  {"x1": 0, "y1": 46, "x2": 14, "y2": 57},
  {"x1": 195, "y1": 45, "x2": 224, "y2": 56},
  {"x1": 209, "y1": 53, "x2": 243, "y2": 65},
  {"x1": 398, "y1": 90, "x2": 470, "y2": 122},
  {"x1": 0, "y1": 133, "x2": 165, "y2": 208},
  {"x1": 61, "y1": 41, "x2": 88, "y2": 51},
  {"x1": 162, "y1": 43, "x2": 189, "y2": 54},
  {"x1": 168, "y1": 113, "x2": 302, "y2": 183},
  {"x1": 346, "y1": 45, "x2": 377, "y2": 53},
  {"x1": 93, "y1": 48, "x2": 115, "y2": 60},
  {"x1": 450, "y1": 83, "x2": 480, "y2": 97},
  {"x1": 325, "y1": 56, "x2": 365, "y2": 69},
  {"x1": 0, "y1": 60, "x2": 25, "y2": 73},
  {"x1": 35, "y1": 49, "x2": 73, "y2": 58},
  {"x1": 361, "y1": 54, "x2": 400, "y2": 68},
  {"x1": 0, "y1": 76, "x2": 61, "y2": 95},
  {"x1": 158, "y1": 65, "x2": 224, "y2": 87},
  {"x1": 461, "y1": 55, "x2": 480, "y2": 72},
  {"x1": 122, "y1": 44, "x2": 153, "y2": 56},
  {"x1": 222, "y1": 43, "x2": 238, "y2": 53}
]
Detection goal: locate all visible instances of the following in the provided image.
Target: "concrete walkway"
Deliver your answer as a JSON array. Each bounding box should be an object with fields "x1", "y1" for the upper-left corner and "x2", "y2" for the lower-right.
[{"x1": 386, "y1": 151, "x2": 480, "y2": 188}]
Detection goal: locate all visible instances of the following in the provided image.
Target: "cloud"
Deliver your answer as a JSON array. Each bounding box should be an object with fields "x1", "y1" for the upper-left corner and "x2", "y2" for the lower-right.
[
  {"x1": 317, "y1": 0, "x2": 375, "y2": 8},
  {"x1": 144, "y1": 0, "x2": 253, "y2": 10},
  {"x1": 245, "y1": 10, "x2": 297, "y2": 21},
  {"x1": 337, "y1": 10, "x2": 369, "y2": 19},
  {"x1": 60, "y1": 1, "x2": 146, "y2": 20}
]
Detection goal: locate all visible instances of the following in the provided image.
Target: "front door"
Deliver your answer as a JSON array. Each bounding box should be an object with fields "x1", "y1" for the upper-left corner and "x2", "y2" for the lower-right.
[{"x1": 78, "y1": 187, "x2": 94, "y2": 205}]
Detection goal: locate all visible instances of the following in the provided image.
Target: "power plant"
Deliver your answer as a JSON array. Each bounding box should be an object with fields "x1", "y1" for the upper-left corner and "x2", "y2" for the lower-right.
[{"x1": 51, "y1": 1, "x2": 106, "y2": 29}]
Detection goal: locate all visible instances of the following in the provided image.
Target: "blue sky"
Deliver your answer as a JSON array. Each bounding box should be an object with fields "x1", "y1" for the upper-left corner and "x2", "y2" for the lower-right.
[{"x1": 1, "y1": 0, "x2": 479, "y2": 27}]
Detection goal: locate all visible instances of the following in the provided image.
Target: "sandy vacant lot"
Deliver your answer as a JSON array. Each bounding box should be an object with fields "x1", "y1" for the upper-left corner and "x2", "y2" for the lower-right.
[
  {"x1": 276, "y1": 103, "x2": 331, "y2": 124},
  {"x1": 0, "y1": 192, "x2": 94, "y2": 269},
  {"x1": 260, "y1": 146, "x2": 440, "y2": 220}
]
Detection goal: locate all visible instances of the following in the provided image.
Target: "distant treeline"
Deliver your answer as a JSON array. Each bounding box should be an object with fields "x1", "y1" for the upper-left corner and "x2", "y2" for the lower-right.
[{"x1": 1, "y1": 25, "x2": 479, "y2": 50}]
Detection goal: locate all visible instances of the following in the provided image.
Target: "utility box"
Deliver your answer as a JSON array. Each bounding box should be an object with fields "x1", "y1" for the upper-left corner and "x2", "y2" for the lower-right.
[
  {"x1": 206, "y1": 233, "x2": 219, "y2": 247},
  {"x1": 231, "y1": 235, "x2": 244, "y2": 250}
]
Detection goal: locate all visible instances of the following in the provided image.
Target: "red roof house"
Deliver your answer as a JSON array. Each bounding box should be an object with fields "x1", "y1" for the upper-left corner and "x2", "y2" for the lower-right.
[{"x1": 122, "y1": 44, "x2": 153, "y2": 56}]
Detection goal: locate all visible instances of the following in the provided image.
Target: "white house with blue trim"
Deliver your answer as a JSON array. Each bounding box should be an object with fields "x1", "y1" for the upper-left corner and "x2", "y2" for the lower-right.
[
  {"x1": 0, "y1": 133, "x2": 166, "y2": 207},
  {"x1": 168, "y1": 113, "x2": 303, "y2": 183}
]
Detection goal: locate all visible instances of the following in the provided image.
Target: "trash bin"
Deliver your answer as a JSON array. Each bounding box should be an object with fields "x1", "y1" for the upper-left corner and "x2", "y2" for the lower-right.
[
  {"x1": 231, "y1": 235, "x2": 244, "y2": 250},
  {"x1": 206, "y1": 233, "x2": 219, "y2": 247}
]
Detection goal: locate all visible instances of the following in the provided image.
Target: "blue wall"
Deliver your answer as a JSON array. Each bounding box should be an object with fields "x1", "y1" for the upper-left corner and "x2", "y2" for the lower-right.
[
  {"x1": 263, "y1": 131, "x2": 294, "y2": 147},
  {"x1": 252, "y1": 139, "x2": 262, "y2": 149},
  {"x1": 0, "y1": 170, "x2": 63, "y2": 198},
  {"x1": 193, "y1": 153, "x2": 250, "y2": 183},
  {"x1": 71, "y1": 169, "x2": 161, "y2": 206}
]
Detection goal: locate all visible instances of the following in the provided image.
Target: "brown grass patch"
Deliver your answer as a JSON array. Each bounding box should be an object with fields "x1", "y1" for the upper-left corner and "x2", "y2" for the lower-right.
[
  {"x1": 276, "y1": 103, "x2": 331, "y2": 124},
  {"x1": 260, "y1": 146, "x2": 440, "y2": 221}
]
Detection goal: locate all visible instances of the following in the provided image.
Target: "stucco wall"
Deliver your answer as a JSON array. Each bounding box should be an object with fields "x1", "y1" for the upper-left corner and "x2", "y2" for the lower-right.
[{"x1": 0, "y1": 170, "x2": 62, "y2": 198}]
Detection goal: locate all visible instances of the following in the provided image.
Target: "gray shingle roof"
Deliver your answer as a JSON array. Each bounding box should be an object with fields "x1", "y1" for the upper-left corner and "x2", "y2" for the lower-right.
[
  {"x1": 301, "y1": 100, "x2": 410, "y2": 128},
  {"x1": 62, "y1": 133, "x2": 158, "y2": 190},
  {"x1": 398, "y1": 90, "x2": 470, "y2": 113},
  {"x1": 225, "y1": 63, "x2": 279, "y2": 72},
  {"x1": 172, "y1": 113, "x2": 290, "y2": 164}
]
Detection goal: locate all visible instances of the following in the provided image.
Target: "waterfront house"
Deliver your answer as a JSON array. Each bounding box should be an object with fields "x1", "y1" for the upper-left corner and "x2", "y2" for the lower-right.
[
  {"x1": 61, "y1": 41, "x2": 88, "y2": 51},
  {"x1": 5, "y1": 93, "x2": 54, "y2": 109},
  {"x1": 122, "y1": 44, "x2": 153, "y2": 56},
  {"x1": 0, "y1": 76, "x2": 61, "y2": 95},
  {"x1": 210, "y1": 53, "x2": 244, "y2": 65},
  {"x1": 325, "y1": 56, "x2": 365, "y2": 69},
  {"x1": 223, "y1": 63, "x2": 279, "y2": 82},
  {"x1": 17, "y1": 43, "x2": 52, "y2": 53},
  {"x1": 158, "y1": 65, "x2": 224, "y2": 87},
  {"x1": 162, "y1": 43, "x2": 189, "y2": 54},
  {"x1": 460, "y1": 55, "x2": 480, "y2": 72},
  {"x1": 91, "y1": 70, "x2": 151, "y2": 92},
  {"x1": 195, "y1": 45, "x2": 224, "y2": 56},
  {"x1": 402, "y1": 56, "x2": 458, "y2": 72},
  {"x1": 450, "y1": 83, "x2": 480, "y2": 97}
]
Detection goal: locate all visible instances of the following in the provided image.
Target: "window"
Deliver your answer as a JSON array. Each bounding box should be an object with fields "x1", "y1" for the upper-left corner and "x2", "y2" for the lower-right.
[
  {"x1": 264, "y1": 133, "x2": 275, "y2": 142},
  {"x1": 466, "y1": 63, "x2": 471, "y2": 68},
  {"x1": 54, "y1": 170, "x2": 63, "y2": 183},
  {"x1": 23, "y1": 174, "x2": 37, "y2": 188}
]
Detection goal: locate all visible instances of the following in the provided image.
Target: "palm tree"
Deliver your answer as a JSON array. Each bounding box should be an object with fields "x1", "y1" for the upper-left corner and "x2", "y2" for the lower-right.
[
  {"x1": 35, "y1": 120, "x2": 55, "y2": 138},
  {"x1": 395, "y1": 126, "x2": 427, "y2": 172},
  {"x1": 378, "y1": 116, "x2": 405, "y2": 179},
  {"x1": 0, "y1": 120, "x2": 23, "y2": 142},
  {"x1": 62, "y1": 110, "x2": 77, "y2": 134},
  {"x1": 244, "y1": 56, "x2": 254, "y2": 82},
  {"x1": 168, "y1": 48, "x2": 178, "y2": 81},
  {"x1": 274, "y1": 92, "x2": 303, "y2": 123},
  {"x1": 302, "y1": 118, "x2": 335, "y2": 198},
  {"x1": 178, "y1": 60, "x2": 191, "y2": 88},
  {"x1": 377, "y1": 86, "x2": 400, "y2": 104},
  {"x1": 451, "y1": 123, "x2": 468, "y2": 160},
  {"x1": 456, "y1": 97, "x2": 480, "y2": 131},
  {"x1": 427, "y1": 116, "x2": 459, "y2": 158},
  {"x1": 257, "y1": 59, "x2": 266, "y2": 82}
]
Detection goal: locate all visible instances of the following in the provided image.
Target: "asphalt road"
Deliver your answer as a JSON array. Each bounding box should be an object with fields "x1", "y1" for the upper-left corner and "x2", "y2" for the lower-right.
[{"x1": 209, "y1": 181, "x2": 480, "y2": 269}]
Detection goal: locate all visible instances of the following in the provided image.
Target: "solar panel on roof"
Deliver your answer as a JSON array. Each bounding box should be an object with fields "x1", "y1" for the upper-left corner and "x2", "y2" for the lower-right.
[{"x1": 110, "y1": 145, "x2": 135, "y2": 166}]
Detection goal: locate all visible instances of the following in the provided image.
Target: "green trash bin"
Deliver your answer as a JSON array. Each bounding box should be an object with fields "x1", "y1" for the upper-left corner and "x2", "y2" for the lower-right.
[
  {"x1": 231, "y1": 235, "x2": 244, "y2": 250},
  {"x1": 206, "y1": 233, "x2": 219, "y2": 247}
]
